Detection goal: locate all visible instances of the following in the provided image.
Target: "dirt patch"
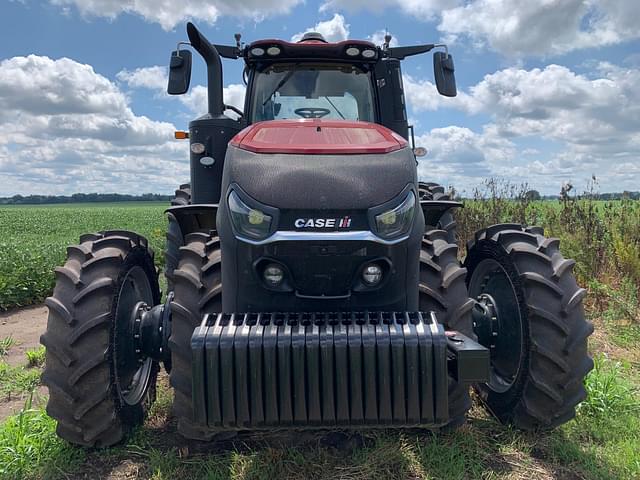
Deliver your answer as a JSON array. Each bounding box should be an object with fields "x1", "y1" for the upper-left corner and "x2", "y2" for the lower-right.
[
  {"x1": 0, "y1": 386, "x2": 48, "y2": 422},
  {"x1": 0, "y1": 305, "x2": 48, "y2": 422},
  {"x1": 0, "y1": 305, "x2": 48, "y2": 367}
]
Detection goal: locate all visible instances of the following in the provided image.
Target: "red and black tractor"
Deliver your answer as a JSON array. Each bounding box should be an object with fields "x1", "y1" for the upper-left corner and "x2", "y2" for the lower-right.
[{"x1": 41, "y1": 23, "x2": 593, "y2": 446}]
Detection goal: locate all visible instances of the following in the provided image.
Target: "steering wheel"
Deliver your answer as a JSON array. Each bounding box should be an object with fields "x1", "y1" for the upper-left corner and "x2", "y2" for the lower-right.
[{"x1": 294, "y1": 107, "x2": 331, "y2": 119}]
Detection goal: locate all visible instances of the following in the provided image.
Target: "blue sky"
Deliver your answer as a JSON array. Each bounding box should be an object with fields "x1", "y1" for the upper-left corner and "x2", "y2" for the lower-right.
[{"x1": 0, "y1": 0, "x2": 639, "y2": 196}]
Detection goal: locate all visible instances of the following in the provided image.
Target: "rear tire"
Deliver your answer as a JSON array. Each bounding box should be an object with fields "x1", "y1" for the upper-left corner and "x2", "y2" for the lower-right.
[
  {"x1": 419, "y1": 182, "x2": 457, "y2": 244},
  {"x1": 171, "y1": 183, "x2": 191, "y2": 206},
  {"x1": 169, "y1": 231, "x2": 222, "y2": 440},
  {"x1": 165, "y1": 184, "x2": 191, "y2": 292},
  {"x1": 41, "y1": 231, "x2": 160, "y2": 447},
  {"x1": 465, "y1": 224, "x2": 594, "y2": 430},
  {"x1": 419, "y1": 229, "x2": 475, "y2": 428}
]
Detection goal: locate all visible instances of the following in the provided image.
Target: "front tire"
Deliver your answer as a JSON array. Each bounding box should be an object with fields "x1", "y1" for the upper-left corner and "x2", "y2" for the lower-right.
[
  {"x1": 419, "y1": 229, "x2": 475, "y2": 427},
  {"x1": 165, "y1": 184, "x2": 192, "y2": 291},
  {"x1": 41, "y1": 231, "x2": 160, "y2": 447},
  {"x1": 169, "y1": 231, "x2": 222, "y2": 440},
  {"x1": 465, "y1": 224, "x2": 594, "y2": 430}
]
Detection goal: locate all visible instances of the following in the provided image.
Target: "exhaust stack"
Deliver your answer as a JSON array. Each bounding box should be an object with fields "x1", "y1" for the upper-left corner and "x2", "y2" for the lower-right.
[{"x1": 186, "y1": 22, "x2": 224, "y2": 116}]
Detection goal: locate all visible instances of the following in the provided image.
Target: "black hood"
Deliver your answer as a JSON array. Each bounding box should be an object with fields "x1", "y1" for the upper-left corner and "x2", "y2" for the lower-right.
[{"x1": 221, "y1": 145, "x2": 417, "y2": 210}]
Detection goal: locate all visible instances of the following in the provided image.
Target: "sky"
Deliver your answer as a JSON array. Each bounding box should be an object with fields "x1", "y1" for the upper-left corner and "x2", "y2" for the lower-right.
[{"x1": 0, "y1": 0, "x2": 639, "y2": 197}]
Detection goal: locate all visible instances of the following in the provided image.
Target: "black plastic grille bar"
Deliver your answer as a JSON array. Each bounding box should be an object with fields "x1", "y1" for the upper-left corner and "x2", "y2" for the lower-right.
[{"x1": 190, "y1": 311, "x2": 450, "y2": 430}]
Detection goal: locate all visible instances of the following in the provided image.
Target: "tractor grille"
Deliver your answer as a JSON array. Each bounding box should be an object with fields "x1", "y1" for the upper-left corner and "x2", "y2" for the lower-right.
[{"x1": 190, "y1": 312, "x2": 451, "y2": 429}]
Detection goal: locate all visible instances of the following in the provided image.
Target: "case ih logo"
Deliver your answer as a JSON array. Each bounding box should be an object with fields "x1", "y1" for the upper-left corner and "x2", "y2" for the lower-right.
[{"x1": 294, "y1": 216, "x2": 352, "y2": 229}]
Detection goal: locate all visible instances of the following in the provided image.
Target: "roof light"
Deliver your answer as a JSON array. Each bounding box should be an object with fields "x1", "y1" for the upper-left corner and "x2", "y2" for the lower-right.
[
  {"x1": 250, "y1": 47, "x2": 265, "y2": 56},
  {"x1": 267, "y1": 46, "x2": 281, "y2": 56},
  {"x1": 346, "y1": 47, "x2": 361, "y2": 57},
  {"x1": 362, "y1": 49, "x2": 377, "y2": 59}
]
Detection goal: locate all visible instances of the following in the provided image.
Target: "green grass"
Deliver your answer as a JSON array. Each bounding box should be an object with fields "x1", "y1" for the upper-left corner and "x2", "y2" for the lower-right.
[
  {"x1": 0, "y1": 395, "x2": 85, "y2": 480},
  {"x1": 0, "y1": 356, "x2": 638, "y2": 479},
  {"x1": 0, "y1": 202, "x2": 168, "y2": 309},
  {"x1": 0, "y1": 337, "x2": 16, "y2": 357}
]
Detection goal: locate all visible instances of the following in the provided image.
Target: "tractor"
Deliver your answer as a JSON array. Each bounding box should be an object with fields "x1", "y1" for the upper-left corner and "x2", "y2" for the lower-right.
[{"x1": 41, "y1": 23, "x2": 593, "y2": 447}]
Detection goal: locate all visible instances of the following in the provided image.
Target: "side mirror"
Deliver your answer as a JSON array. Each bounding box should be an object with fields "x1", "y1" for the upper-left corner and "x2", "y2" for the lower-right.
[
  {"x1": 433, "y1": 52, "x2": 457, "y2": 97},
  {"x1": 167, "y1": 49, "x2": 192, "y2": 95}
]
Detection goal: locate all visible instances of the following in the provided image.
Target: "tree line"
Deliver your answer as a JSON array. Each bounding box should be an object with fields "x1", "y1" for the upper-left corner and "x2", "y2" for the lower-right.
[{"x1": 0, "y1": 193, "x2": 173, "y2": 205}]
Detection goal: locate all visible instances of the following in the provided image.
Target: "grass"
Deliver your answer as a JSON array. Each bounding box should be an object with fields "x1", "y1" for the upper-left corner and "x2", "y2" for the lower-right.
[
  {"x1": 0, "y1": 353, "x2": 637, "y2": 479},
  {"x1": 0, "y1": 337, "x2": 15, "y2": 357},
  {"x1": 0, "y1": 395, "x2": 85, "y2": 480}
]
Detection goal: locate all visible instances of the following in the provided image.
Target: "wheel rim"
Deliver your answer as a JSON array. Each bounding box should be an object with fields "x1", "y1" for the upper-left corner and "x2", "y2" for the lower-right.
[
  {"x1": 469, "y1": 258, "x2": 524, "y2": 393},
  {"x1": 114, "y1": 266, "x2": 154, "y2": 405}
]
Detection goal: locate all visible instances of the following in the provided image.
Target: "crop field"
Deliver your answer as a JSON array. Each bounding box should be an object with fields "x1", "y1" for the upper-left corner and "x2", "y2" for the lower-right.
[
  {"x1": 0, "y1": 203, "x2": 167, "y2": 310},
  {"x1": 0, "y1": 186, "x2": 639, "y2": 479}
]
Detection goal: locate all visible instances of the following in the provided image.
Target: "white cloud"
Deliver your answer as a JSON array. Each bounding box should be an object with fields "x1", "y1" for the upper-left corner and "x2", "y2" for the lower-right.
[
  {"x1": 321, "y1": 0, "x2": 640, "y2": 57},
  {"x1": 0, "y1": 55, "x2": 187, "y2": 195},
  {"x1": 50, "y1": 0, "x2": 302, "y2": 30},
  {"x1": 116, "y1": 66, "x2": 167, "y2": 90},
  {"x1": 117, "y1": 65, "x2": 246, "y2": 117},
  {"x1": 291, "y1": 14, "x2": 350, "y2": 43},
  {"x1": 412, "y1": 62, "x2": 640, "y2": 193},
  {"x1": 415, "y1": 126, "x2": 515, "y2": 191},
  {"x1": 403, "y1": 75, "x2": 478, "y2": 113},
  {"x1": 320, "y1": 0, "x2": 459, "y2": 21},
  {"x1": 437, "y1": 0, "x2": 640, "y2": 57},
  {"x1": 368, "y1": 30, "x2": 398, "y2": 48}
]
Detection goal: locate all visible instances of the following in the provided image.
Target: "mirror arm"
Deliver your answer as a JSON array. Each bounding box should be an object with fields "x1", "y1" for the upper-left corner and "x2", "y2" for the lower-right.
[
  {"x1": 433, "y1": 44, "x2": 450, "y2": 58},
  {"x1": 384, "y1": 44, "x2": 435, "y2": 60}
]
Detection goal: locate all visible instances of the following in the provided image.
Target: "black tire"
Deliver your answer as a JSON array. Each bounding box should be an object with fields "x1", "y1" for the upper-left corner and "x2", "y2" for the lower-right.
[
  {"x1": 165, "y1": 184, "x2": 192, "y2": 292},
  {"x1": 171, "y1": 183, "x2": 191, "y2": 206},
  {"x1": 41, "y1": 231, "x2": 161, "y2": 447},
  {"x1": 419, "y1": 229, "x2": 475, "y2": 427},
  {"x1": 465, "y1": 224, "x2": 594, "y2": 430},
  {"x1": 418, "y1": 182, "x2": 457, "y2": 244},
  {"x1": 165, "y1": 213, "x2": 184, "y2": 292},
  {"x1": 169, "y1": 231, "x2": 222, "y2": 440}
]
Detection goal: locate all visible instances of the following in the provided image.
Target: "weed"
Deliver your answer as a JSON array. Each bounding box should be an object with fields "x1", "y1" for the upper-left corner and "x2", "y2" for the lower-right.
[
  {"x1": 579, "y1": 354, "x2": 639, "y2": 420},
  {"x1": 25, "y1": 347, "x2": 45, "y2": 368},
  {"x1": 0, "y1": 336, "x2": 16, "y2": 356}
]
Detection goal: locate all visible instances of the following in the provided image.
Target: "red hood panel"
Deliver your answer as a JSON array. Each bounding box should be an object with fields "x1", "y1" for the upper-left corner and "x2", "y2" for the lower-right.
[{"x1": 230, "y1": 120, "x2": 408, "y2": 154}]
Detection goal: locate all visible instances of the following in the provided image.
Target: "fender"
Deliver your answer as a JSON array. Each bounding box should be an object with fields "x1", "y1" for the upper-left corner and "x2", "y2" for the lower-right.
[
  {"x1": 166, "y1": 204, "x2": 218, "y2": 236},
  {"x1": 420, "y1": 199, "x2": 463, "y2": 228}
]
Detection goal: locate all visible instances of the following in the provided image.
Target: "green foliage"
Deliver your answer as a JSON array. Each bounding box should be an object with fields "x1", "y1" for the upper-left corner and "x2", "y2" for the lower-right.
[
  {"x1": 0, "y1": 203, "x2": 167, "y2": 310},
  {"x1": 0, "y1": 336, "x2": 16, "y2": 356},
  {"x1": 579, "y1": 355, "x2": 639, "y2": 419},
  {"x1": 25, "y1": 347, "x2": 46, "y2": 368},
  {"x1": 0, "y1": 395, "x2": 84, "y2": 480}
]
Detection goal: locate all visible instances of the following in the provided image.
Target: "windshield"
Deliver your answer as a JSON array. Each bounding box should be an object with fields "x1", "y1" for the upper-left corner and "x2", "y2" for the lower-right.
[{"x1": 250, "y1": 63, "x2": 376, "y2": 123}]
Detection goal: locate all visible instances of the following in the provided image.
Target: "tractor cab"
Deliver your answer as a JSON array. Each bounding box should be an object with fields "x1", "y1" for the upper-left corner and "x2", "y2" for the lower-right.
[{"x1": 167, "y1": 23, "x2": 456, "y2": 205}]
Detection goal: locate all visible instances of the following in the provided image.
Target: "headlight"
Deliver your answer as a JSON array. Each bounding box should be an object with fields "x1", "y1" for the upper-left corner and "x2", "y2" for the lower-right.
[
  {"x1": 375, "y1": 191, "x2": 416, "y2": 239},
  {"x1": 228, "y1": 190, "x2": 272, "y2": 240}
]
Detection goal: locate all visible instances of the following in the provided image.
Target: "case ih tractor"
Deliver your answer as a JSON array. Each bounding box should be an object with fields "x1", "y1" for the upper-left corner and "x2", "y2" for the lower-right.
[{"x1": 41, "y1": 23, "x2": 593, "y2": 446}]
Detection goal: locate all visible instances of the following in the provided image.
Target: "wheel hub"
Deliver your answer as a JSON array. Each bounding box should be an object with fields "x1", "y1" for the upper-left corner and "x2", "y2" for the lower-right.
[
  {"x1": 131, "y1": 293, "x2": 173, "y2": 370},
  {"x1": 472, "y1": 293, "x2": 499, "y2": 349},
  {"x1": 469, "y1": 259, "x2": 524, "y2": 394}
]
